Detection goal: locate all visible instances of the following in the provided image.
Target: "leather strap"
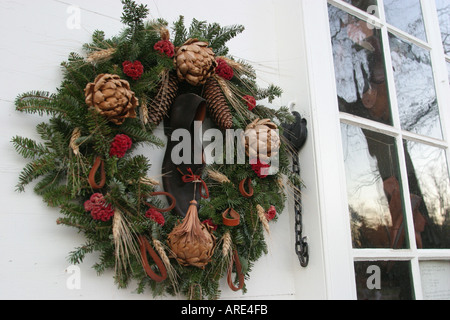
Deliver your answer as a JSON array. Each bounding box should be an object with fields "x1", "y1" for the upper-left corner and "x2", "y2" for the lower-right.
[
  {"x1": 89, "y1": 156, "x2": 106, "y2": 189},
  {"x1": 138, "y1": 235, "x2": 167, "y2": 283},
  {"x1": 227, "y1": 249, "x2": 245, "y2": 292},
  {"x1": 222, "y1": 208, "x2": 240, "y2": 227},
  {"x1": 239, "y1": 177, "x2": 254, "y2": 198},
  {"x1": 146, "y1": 192, "x2": 176, "y2": 213}
]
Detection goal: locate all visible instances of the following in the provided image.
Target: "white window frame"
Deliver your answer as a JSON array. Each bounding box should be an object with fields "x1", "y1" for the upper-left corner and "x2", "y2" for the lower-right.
[{"x1": 298, "y1": 0, "x2": 450, "y2": 300}]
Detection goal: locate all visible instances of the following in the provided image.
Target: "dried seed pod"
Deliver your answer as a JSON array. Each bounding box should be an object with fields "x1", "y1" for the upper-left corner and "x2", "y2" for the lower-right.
[
  {"x1": 84, "y1": 73, "x2": 138, "y2": 125},
  {"x1": 167, "y1": 201, "x2": 216, "y2": 269},
  {"x1": 243, "y1": 118, "x2": 281, "y2": 162},
  {"x1": 174, "y1": 39, "x2": 217, "y2": 86}
]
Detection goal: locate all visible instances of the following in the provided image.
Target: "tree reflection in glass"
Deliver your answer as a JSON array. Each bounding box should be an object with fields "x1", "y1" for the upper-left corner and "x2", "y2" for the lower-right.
[
  {"x1": 341, "y1": 124, "x2": 409, "y2": 249},
  {"x1": 404, "y1": 140, "x2": 450, "y2": 249},
  {"x1": 436, "y1": 0, "x2": 450, "y2": 55},
  {"x1": 342, "y1": 0, "x2": 378, "y2": 14},
  {"x1": 384, "y1": 0, "x2": 427, "y2": 42},
  {"x1": 329, "y1": 5, "x2": 392, "y2": 126},
  {"x1": 389, "y1": 33, "x2": 443, "y2": 140}
]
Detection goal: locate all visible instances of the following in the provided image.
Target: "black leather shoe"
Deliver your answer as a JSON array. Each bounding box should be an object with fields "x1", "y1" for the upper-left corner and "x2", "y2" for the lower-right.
[{"x1": 162, "y1": 93, "x2": 207, "y2": 217}]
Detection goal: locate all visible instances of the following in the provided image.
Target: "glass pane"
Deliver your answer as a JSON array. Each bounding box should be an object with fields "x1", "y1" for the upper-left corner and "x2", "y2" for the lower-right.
[
  {"x1": 384, "y1": 0, "x2": 427, "y2": 42},
  {"x1": 436, "y1": 0, "x2": 450, "y2": 55},
  {"x1": 341, "y1": 124, "x2": 409, "y2": 249},
  {"x1": 355, "y1": 261, "x2": 414, "y2": 300},
  {"x1": 404, "y1": 140, "x2": 450, "y2": 249},
  {"x1": 389, "y1": 33, "x2": 443, "y2": 139},
  {"x1": 420, "y1": 261, "x2": 450, "y2": 300},
  {"x1": 342, "y1": 0, "x2": 378, "y2": 14},
  {"x1": 329, "y1": 5, "x2": 392, "y2": 126}
]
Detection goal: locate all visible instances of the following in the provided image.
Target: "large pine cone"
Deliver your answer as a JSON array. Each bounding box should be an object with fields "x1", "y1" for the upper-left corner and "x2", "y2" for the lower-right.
[
  {"x1": 85, "y1": 74, "x2": 138, "y2": 125},
  {"x1": 168, "y1": 201, "x2": 216, "y2": 269},
  {"x1": 174, "y1": 39, "x2": 217, "y2": 86},
  {"x1": 203, "y1": 77, "x2": 233, "y2": 130},
  {"x1": 148, "y1": 73, "x2": 179, "y2": 126},
  {"x1": 243, "y1": 118, "x2": 281, "y2": 162}
]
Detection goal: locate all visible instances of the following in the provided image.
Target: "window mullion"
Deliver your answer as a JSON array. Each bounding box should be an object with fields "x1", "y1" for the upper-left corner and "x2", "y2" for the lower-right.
[
  {"x1": 378, "y1": 2, "x2": 420, "y2": 256},
  {"x1": 421, "y1": 0, "x2": 450, "y2": 175},
  {"x1": 410, "y1": 257, "x2": 424, "y2": 300},
  {"x1": 395, "y1": 134, "x2": 419, "y2": 251}
]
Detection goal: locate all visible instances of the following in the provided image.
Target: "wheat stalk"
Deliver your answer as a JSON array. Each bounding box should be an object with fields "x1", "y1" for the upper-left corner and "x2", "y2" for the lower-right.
[
  {"x1": 112, "y1": 209, "x2": 140, "y2": 280},
  {"x1": 153, "y1": 239, "x2": 179, "y2": 294},
  {"x1": 69, "y1": 128, "x2": 81, "y2": 156},
  {"x1": 206, "y1": 169, "x2": 231, "y2": 184},
  {"x1": 140, "y1": 96, "x2": 150, "y2": 125},
  {"x1": 214, "y1": 75, "x2": 251, "y2": 123},
  {"x1": 256, "y1": 205, "x2": 270, "y2": 235},
  {"x1": 139, "y1": 176, "x2": 160, "y2": 186},
  {"x1": 222, "y1": 231, "x2": 232, "y2": 258},
  {"x1": 86, "y1": 47, "x2": 116, "y2": 64}
]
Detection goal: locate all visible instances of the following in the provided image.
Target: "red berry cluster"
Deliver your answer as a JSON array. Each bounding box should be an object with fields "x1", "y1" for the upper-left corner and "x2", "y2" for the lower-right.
[
  {"x1": 154, "y1": 40, "x2": 175, "y2": 58},
  {"x1": 145, "y1": 208, "x2": 165, "y2": 226},
  {"x1": 215, "y1": 58, "x2": 234, "y2": 80},
  {"x1": 122, "y1": 60, "x2": 144, "y2": 80},
  {"x1": 84, "y1": 193, "x2": 115, "y2": 222},
  {"x1": 265, "y1": 205, "x2": 277, "y2": 221},
  {"x1": 251, "y1": 159, "x2": 271, "y2": 179},
  {"x1": 109, "y1": 134, "x2": 132, "y2": 158},
  {"x1": 243, "y1": 95, "x2": 256, "y2": 111}
]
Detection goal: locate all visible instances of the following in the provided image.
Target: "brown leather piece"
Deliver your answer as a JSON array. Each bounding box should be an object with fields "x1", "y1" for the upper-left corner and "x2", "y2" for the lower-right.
[
  {"x1": 239, "y1": 177, "x2": 254, "y2": 198},
  {"x1": 146, "y1": 192, "x2": 176, "y2": 213},
  {"x1": 227, "y1": 249, "x2": 245, "y2": 292},
  {"x1": 138, "y1": 235, "x2": 167, "y2": 283},
  {"x1": 222, "y1": 208, "x2": 240, "y2": 227},
  {"x1": 88, "y1": 156, "x2": 106, "y2": 189}
]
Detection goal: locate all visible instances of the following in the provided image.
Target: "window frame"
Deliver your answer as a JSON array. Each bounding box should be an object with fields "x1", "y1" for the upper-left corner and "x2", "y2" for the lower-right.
[{"x1": 301, "y1": 0, "x2": 450, "y2": 299}]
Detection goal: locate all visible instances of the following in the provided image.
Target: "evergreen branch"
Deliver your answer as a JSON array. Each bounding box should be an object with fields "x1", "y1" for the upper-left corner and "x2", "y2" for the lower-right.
[
  {"x1": 256, "y1": 84, "x2": 283, "y2": 103},
  {"x1": 118, "y1": 121, "x2": 165, "y2": 148},
  {"x1": 11, "y1": 136, "x2": 49, "y2": 159},
  {"x1": 67, "y1": 241, "x2": 97, "y2": 265},
  {"x1": 208, "y1": 24, "x2": 245, "y2": 56},
  {"x1": 15, "y1": 155, "x2": 56, "y2": 192},
  {"x1": 172, "y1": 15, "x2": 188, "y2": 47},
  {"x1": 15, "y1": 91, "x2": 67, "y2": 117},
  {"x1": 121, "y1": 0, "x2": 149, "y2": 36}
]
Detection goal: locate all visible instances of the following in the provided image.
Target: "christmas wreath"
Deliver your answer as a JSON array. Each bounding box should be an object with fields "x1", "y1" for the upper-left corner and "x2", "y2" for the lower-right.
[{"x1": 12, "y1": 0, "x2": 301, "y2": 300}]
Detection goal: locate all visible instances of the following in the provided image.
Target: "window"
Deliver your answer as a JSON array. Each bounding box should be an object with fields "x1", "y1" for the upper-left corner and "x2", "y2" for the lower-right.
[{"x1": 328, "y1": 0, "x2": 450, "y2": 300}]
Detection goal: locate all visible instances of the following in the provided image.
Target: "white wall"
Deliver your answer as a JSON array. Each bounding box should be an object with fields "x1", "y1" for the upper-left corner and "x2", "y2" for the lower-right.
[{"x1": 0, "y1": 0, "x2": 326, "y2": 300}]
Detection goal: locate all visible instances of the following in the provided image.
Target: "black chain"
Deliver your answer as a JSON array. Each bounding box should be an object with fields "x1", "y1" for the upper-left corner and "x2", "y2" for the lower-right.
[
  {"x1": 293, "y1": 154, "x2": 309, "y2": 268},
  {"x1": 281, "y1": 111, "x2": 309, "y2": 268}
]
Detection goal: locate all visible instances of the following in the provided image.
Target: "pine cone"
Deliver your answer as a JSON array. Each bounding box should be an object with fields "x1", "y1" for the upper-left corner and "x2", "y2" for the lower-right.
[
  {"x1": 148, "y1": 73, "x2": 179, "y2": 126},
  {"x1": 203, "y1": 77, "x2": 233, "y2": 129},
  {"x1": 168, "y1": 201, "x2": 216, "y2": 269},
  {"x1": 84, "y1": 74, "x2": 138, "y2": 125},
  {"x1": 243, "y1": 118, "x2": 281, "y2": 162},
  {"x1": 174, "y1": 39, "x2": 217, "y2": 86}
]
